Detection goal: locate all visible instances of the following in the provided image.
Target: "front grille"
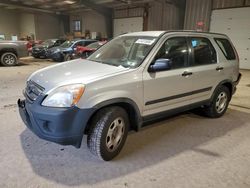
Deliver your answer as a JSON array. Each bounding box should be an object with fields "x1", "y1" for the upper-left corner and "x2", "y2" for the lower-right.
[
  {"x1": 33, "y1": 48, "x2": 45, "y2": 54},
  {"x1": 25, "y1": 80, "x2": 44, "y2": 101},
  {"x1": 33, "y1": 48, "x2": 41, "y2": 52}
]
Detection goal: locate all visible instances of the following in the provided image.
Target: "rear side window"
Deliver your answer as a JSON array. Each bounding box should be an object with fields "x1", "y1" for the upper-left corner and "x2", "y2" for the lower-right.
[
  {"x1": 214, "y1": 38, "x2": 236, "y2": 60},
  {"x1": 74, "y1": 42, "x2": 82, "y2": 47},
  {"x1": 190, "y1": 37, "x2": 217, "y2": 66},
  {"x1": 84, "y1": 41, "x2": 93, "y2": 46}
]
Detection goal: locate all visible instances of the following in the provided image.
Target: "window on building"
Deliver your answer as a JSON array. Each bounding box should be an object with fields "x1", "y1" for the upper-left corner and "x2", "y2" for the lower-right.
[{"x1": 73, "y1": 20, "x2": 81, "y2": 32}]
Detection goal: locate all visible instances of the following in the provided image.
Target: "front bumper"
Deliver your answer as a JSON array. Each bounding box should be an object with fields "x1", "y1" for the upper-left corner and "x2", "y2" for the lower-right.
[
  {"x1": 50, "y1": 52, "x2": 64, "y2": 62},
  {"x1": 17, "y1": 95, "x2": 95, "y2": 148},
  {"x1": 32, "y1": 49, "x2": 48, "y2": 58}
]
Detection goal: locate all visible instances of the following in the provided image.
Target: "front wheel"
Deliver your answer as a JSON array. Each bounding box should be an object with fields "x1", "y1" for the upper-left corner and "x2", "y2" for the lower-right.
[
  {"x1": 203, "y1": 86, "x2": 230, "y2": 118},
  {"x1": 64, "y1": 54, "x2": 72, "y2": 61},
  {"x1": 87, "y1": 107, "x2": 129, "y2": 161}
]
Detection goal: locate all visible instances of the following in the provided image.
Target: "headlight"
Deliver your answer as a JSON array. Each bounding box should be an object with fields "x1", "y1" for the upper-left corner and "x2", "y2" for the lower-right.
[{"x1": 42, "y1": 84, "x2": 85, "y2": 107}]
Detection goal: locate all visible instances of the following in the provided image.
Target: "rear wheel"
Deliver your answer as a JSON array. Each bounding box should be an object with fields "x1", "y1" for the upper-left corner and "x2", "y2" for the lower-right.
[
  {"x1": 202, "y1": 86, "x2": 230, "y2": 118},
  {"x1": 1, "y1": 52, "x2": 17, "y2": 66},
  {"x1": 87, "y1": 106, "x2": 129, "y2": 161}
]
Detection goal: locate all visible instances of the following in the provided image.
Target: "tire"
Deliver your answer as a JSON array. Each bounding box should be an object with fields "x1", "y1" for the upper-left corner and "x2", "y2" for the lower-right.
[
  {"x1": 87, "y1": 106, "x2": 129, "y2": 161},
  {"x1": 64, "y1": 54, "x2": 72, "y2": 61},
  {"x1": 202, "y1": 86, "x2": 230, "y2": 118},
  {"x1": 1, "y1": 52, "x2": 17, "y2": 66}
]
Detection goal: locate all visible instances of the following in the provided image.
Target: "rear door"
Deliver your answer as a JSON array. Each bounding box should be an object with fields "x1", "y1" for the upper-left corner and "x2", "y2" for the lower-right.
[{"x1": 187, "y1": 36, "x2": 223, "y2": 103}]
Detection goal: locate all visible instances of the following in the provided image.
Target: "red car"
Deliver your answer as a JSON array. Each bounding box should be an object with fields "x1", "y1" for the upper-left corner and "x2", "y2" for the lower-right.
[
  {"x1": 73, "y1": 41, "x2": 107, "y2": 59},
  {"x1": 27, "y1": 40, "x2": 43, "y2": 55}
]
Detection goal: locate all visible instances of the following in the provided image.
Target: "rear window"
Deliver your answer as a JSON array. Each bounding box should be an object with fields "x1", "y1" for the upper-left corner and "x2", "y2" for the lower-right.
[{"x1": 214, "y1": 38, "x2": 236, "y2": 60}]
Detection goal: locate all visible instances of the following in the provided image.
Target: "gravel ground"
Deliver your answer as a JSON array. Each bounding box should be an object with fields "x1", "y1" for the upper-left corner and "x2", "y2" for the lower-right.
[{"x1": 0, "y1": 58, "x2": 250, "y2": 188}]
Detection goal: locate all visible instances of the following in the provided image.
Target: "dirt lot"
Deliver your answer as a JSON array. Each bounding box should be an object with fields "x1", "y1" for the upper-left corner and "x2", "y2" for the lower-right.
[{"x1": 0, "y1": 57, "x2": 250, "y2": 188}]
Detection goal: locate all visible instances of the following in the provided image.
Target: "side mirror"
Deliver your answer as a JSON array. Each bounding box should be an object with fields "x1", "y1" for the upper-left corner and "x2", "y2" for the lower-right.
[{"x1": 148, "y1": 58, "x2": 171, "y2": 73}]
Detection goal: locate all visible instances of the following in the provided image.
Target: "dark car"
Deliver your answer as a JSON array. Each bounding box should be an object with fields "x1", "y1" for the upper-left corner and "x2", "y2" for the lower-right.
[
  {"x1": 27, "y1": 40, "x2": 43, "y2": 55},
  {"x1": 48, "y1": 39, "x2": 97, "y2": 62},
  {"x1": 32, "y1": 39, "x2": 66, "y2": 59}
]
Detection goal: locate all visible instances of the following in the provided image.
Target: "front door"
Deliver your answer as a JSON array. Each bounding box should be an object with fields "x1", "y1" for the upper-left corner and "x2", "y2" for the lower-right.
[{"x1": 143, "y1": 36, "x2": 194, "y2": 117}]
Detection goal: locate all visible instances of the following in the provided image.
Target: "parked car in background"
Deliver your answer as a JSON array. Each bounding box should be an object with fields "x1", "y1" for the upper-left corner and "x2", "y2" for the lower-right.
[
  {"x1": 0, "y1": 40, "x2": 28, "y2": 66},
  {"x1": 48, "y1": 39, "x2": 97, "y2": 62},
  {"x1": 27, "y1": 40, "x2": 43, "y2": 55},
  {"x1": 72, "y1": 41, "x2": 107, "y2": 59},
  {"x1": 32, "y1": 39, "x2": 66, "y2": 59}
]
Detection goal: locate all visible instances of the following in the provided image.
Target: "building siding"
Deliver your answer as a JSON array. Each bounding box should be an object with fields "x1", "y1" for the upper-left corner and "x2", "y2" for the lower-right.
[
  {"x1": 184, "y1": 0, "x2": 212, "y2": 31},
  {"x1": 114, "y1": 7, "x2": 144, "y2": 18},
  {"x1": 148, "y1": 1, "x2": 184, "y2": 31},
  {"x1": 212, "y1": 0, "x2": 245, "y2": 9}
]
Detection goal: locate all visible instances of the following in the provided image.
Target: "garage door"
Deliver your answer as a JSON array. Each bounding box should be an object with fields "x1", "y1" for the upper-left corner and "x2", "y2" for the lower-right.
[
  {"x1": 210, "y1": 7, "x2": 250, "y2": 69},
  {"x1": 113, "y1": 17, "x2": 143, "y2": 37}
]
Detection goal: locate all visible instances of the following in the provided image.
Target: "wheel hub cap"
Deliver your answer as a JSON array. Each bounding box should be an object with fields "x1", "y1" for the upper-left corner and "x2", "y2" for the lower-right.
[
  {"x1": 215, "y1": 91, "x2": 228, "y2": 113},
  {"x1": 4, "y1": 55, "x2": 15, "y2": 65},
  {"x1": 106, "y1": 118, "x2": 125, "y2": 152}
]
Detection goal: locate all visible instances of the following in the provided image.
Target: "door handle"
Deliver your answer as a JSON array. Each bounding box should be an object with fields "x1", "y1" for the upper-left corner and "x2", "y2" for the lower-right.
[
  {"x1": 182, "y1": 71, "x2": 193, "y2": 77},
  {"x1": 216, "y1": 66, "x2": 224, "y2": 71}
]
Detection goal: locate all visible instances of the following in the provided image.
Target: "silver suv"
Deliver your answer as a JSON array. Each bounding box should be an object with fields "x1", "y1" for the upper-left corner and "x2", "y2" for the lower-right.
[{"x1": 18, "y1": 31, "x2": 241, "y2": 161}]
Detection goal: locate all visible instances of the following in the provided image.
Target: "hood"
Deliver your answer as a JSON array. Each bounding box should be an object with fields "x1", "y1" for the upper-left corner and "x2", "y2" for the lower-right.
[
  {"x1": 29, "y1": 59, "x2": 130, "y2": 93},
  {"x1": 33, "y1": 44, "x2": 47, "y2": 50}
]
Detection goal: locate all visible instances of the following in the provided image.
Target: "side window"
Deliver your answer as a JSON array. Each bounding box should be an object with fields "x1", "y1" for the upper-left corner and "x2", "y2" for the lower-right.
[
  {"x1": 84, "y1": 41, "x2": 93, "y2": 46},
  {"x1": 190, "y1": 37, "x2": 217, "y2": 66},
  {"x1": 73, "y1": 42, "x2": 81, "y2": 48},
  {"x1": 59, "y1": 40, "x2": 65, "y2": 45},
  {"x1": 214, "y1": 38, "x2": 236, "y2": 60},
  {"x1": 54, "y1": 40, "x2": 61, "y2": 46},
  {"x1": 155, "y1": 37, "x2": 188, "y2": 70},
  {"x1": 79, "y1": 41, "x2": 85, "y2": 46}
]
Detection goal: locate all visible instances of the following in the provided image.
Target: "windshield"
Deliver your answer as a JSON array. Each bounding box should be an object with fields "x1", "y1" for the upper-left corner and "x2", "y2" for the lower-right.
[
  {"x1": 60, "y1": 40, "x2": 74, "y2": 48},
  {"x1": 88, "y1": 36, "x2": 157, "y2": 68},
  {"x1": 42, "y1": 39, "x2": 56, "y2": 46}
]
